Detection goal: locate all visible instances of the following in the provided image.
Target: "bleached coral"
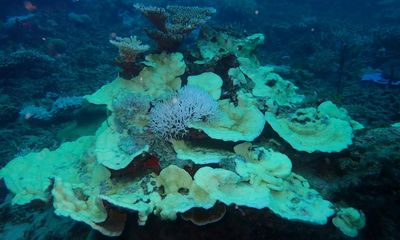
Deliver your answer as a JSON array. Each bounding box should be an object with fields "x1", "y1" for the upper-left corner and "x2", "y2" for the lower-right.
[{"x1": 149, "y1": 86, "x2": 218, "y2": 140}]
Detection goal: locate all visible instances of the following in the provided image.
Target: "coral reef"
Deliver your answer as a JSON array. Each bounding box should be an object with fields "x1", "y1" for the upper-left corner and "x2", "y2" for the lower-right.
[{"x1": 0, "y1": 37, "x2": 365, "y2": 238}]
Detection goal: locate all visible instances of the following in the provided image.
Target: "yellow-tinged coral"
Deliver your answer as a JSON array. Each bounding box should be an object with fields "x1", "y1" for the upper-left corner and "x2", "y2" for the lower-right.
[
  {"x1": 154, "y1": 165, "x2": 215, "y2": 220},
  {"x1": 318, "y1": 101, "x2": 364, "y2": 130},
  {"x1": 157, "y1": 165, "x2": 193, "y2": 194},
  {"x1": 332, "y1": 207, "x2": 366, "y2": 237},
  {"x1": 194, "y1": 162, "x2": 334, "y2": 225},
  {"x1": 0, "y1": 39, "x2": 360, "y2": 237},
  {"x1": 194, "y1": 167, "x2": 272, "y2": 209},
  {"x1": 187, "y1": 72, "x2": 223, "y2": 100},
  {"x1": 234, "y1": 144, "x2": 292, "y2": 191},
  {"x1": 267, "y1": 173, "x2": 334, "y2": 225},
  {"x1": 237, "y1": 57, "x2": 304, "y2": 108},
  {"x1": 190, "y1": 98, "x2": 265, "y2": 142},
  {"x1": 94, "y1": 120, "x2": 149, "y2": 170},
  {"x1": 99, "y1": 176, "x2": 161, "y2": 226},
  {"x1": 51, "y1": 178, "x2": 113, "y2": 235},
  {"x1": 196, "y1": 31, "x2": 264, "y2": 64},
  {"x1": 265, "y1": 101, "x2": 355, "y2": 153},
  {"x1": 85, "y1": 52, "x2": 186, "y2": 109},
  {"x1": 0, "y1": 136, "x2": 108, "y2": 205},
  {"x1": 172, "y1": 140, "x2": 232, "y2": 164}
]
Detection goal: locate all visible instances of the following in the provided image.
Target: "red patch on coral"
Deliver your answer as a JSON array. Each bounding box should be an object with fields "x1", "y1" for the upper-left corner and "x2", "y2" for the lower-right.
[{"x1": 110, "y1": 153, "x2": 161, "y2": 178}]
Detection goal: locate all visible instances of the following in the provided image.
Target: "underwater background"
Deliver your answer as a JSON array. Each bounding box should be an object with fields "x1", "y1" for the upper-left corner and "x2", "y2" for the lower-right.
[{"x1": 0, "y1": 0, "x2": 399, "y2": 239}]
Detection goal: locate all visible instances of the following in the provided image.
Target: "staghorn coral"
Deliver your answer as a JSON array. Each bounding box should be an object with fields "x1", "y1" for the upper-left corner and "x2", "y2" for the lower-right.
[{"x1": 134, "y1": 3, "x2": 216, "y2": 51}]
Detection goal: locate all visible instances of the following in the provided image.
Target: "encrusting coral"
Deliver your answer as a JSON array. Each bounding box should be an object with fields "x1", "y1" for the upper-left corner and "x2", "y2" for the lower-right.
[{"x1": 0, "y1": 14, "x2": 367, "y2": 238}]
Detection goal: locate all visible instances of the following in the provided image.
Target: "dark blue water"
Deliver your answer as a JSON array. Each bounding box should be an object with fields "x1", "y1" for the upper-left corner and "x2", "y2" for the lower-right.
[{"x1": 0, "y1": 0, "x2": 399, "y2": 239}]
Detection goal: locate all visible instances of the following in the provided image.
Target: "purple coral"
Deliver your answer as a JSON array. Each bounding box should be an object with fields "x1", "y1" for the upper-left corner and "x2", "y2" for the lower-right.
[{"x1": 149, "y1": 86, "x2": 218, "y2": 140}]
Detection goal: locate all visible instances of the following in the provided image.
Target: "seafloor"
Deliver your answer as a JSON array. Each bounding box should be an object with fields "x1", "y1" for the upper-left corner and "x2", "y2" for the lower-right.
[{"x1": 0, "y1": 0, "x2": 399, "y2": 239}]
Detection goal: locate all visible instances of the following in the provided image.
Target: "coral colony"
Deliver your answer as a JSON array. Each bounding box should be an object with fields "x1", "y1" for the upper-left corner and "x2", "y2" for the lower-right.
[{"x1": 1, "y1": 3, "x2": 367, "y2": 238}]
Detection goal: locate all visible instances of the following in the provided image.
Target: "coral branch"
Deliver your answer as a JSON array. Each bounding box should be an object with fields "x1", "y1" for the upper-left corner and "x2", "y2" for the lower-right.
[{"x1": 109, "y1": 36, "x2": 149, "y2": 63}]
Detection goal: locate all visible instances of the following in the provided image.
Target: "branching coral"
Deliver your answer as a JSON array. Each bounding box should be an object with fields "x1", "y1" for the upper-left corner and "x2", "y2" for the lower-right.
[
  {"x1": 149, "y1": 86, "x2": 218, "y2": 140},
  {"x1": 110, "y1": 35, "x2": 150, "y2": 79},
  {"x1": 109, "y1": 36, "x2": 149, "y2": 63},
  {"x1": 0, "y1": 48, "x2": 56, "y2": 78},
  {"x1": 134, "y1": 3, "x2": 216, "y2": 51}
]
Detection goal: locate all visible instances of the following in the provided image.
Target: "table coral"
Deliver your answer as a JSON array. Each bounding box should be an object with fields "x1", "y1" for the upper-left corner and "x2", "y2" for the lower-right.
[{"x1": 134, "y1": 4, "x2": 216, "y2": 51}]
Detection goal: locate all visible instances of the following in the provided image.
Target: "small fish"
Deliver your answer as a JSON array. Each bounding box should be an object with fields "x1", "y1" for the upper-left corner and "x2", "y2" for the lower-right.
[
  {"x1": 24, "y1": 1, "x2": 37, "y2": 12},
  {"x1": 182, "y1": 27, "x2": 201, "y2": 48},
  {"x1": 361, "y1": 71, "x2": 400, "y2": 85}
]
